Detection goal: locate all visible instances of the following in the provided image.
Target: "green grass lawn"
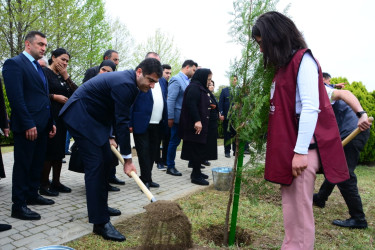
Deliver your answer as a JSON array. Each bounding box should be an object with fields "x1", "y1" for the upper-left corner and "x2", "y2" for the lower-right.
[
  {"x1": 66, "y1": 164, "x2": 375, "y2": 249},
  {"x1": 1, "y1": 145, "x2": 13, "y2": 153}
]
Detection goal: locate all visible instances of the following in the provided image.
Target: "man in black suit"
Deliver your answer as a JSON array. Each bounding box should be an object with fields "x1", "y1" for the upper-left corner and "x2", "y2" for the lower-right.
[
  {"x1": 219, "y1": 75, "x2": 237, "y2": 158},
  {"x1": 129, "y1": 52, "x2": 168, "y2": 188},
  {"x1": 82, "y1": 49, "x2": 124, "y2": 189},
  {"x1": 82, "y1": 49, "x2": 120, "y2": 83},
  {"x1": 2, "y1": 31, "x2": 56, "y2": 221},
  {"x1": 60, "y1": 58, "x2": 163, "y2": 242}
]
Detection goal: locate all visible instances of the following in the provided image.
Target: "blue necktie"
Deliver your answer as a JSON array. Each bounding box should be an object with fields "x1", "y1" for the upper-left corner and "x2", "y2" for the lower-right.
[{"x1": 33, "y1": 60, "x2": 47, "y2": 92}]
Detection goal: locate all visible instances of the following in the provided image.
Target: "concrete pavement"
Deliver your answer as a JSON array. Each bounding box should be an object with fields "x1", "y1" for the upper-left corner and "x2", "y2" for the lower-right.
[{"x1": 0, "y1": 142, "x2": 247, "y2": 249}]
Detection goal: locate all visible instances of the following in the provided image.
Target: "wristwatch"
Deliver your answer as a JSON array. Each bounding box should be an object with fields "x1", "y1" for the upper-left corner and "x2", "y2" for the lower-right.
[{"x1": 356, "y1": 111, "x2": 367, "y2": 118}]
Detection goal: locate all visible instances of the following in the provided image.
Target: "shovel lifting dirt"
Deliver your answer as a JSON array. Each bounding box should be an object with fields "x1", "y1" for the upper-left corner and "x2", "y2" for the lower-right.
[{"x1": 110, "y1": 145, "x2": 193, "y2": 249}]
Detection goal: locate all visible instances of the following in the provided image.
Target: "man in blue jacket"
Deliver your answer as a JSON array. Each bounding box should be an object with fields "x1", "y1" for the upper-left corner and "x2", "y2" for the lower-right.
[
  {"x1": 166, "y1": 60, "x2": 197, "y2": 176},
  {"x1": 3, "y1": 31, "x2": 56, "y2": 221},
  {"x1": 129, "y1": 52, "x2": 168, "y2": 188},
  {"x1": 59, "y1": 58, "x2": 162, "y2": 242}
]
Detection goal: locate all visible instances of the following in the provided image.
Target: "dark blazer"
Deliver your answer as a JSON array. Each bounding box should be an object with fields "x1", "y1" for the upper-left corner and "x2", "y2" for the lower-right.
[
  {"x1": 60, "y1": 70, "x2": 139, "y2": 155},
  {"x1": 129, "y1": 77, "x2": 168, "y2": 134},
  {"x1": 218, "y1": 87, "x2": 230, "y2": 119},
  {"x1": 2, "y1": 53, "x2": 52, "y2": 133},
  {"x1": 0, "y1": 79, "x2": 9, "y2": 178},
  {"x1": 82, "y1": 65, "x2": 100, "y2": 84}
]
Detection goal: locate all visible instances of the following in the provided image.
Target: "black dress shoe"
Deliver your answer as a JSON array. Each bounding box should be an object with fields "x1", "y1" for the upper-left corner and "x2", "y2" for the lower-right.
[
  {"x1": 201, "y1": 173, "x2": 209, "y2": 179},
  {"x1": 191, "y1": 177, "x2": 209, "y2": 186},
  {"x1": 149, "y1": 181, "x2": 160, "y2": 188},
  {"x1": 65, "y1": 151, "x2": 71, "y2": 155},
  {"x1": 27, "y1": 195, "x2": 55, "y2": 205},
  {"x1": 332, "y1": 218, "x2": 368, "y2": 229},
  {"x1": 0, "y1": 224, "x2": 12, "y2": 232},
  {"x1": 109, "y1": 176, "x2": 125, "y2": 185},
  {"x1": 93, "y1": 222, "x2": 126, "y2": 242},
  {"x1": 11, "y1": 206, "x2": 41, "y2": 220},
  {"x1": 108, "y1": 184, "x2": 120, "y2": 192},
  {"x1": 39, "y1": 187, "x2": 59, "y2": 197},
  {"x1": 50, "y1": 183, "x2": 72, "y2": 193},
  {"x1": 156, "y1": 163, "x2": 167, "y2": 171},
  {"x1": 143, "y1": 182, "x2": 150, "y2": 190},
  {"x1": 62, "y1": 159, "x2": 67, "y2": 163},
  {"x1": 166, "y1": 167, "x2": 182, "y2": 176},
  {"x1": 225, "y1": 153, "x2": 230, "y2": 158},
  {"x1": 202, "y1": 160, "x2": 211, "y2": 166},
  {"x1": 108, "y1": 207, "x2": 121, "y2": 216}
]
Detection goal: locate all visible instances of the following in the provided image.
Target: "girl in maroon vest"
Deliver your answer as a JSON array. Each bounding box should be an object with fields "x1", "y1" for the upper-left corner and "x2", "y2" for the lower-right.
[{"x1": 252, "y1": 11, "x2": 349, "y2": 249}]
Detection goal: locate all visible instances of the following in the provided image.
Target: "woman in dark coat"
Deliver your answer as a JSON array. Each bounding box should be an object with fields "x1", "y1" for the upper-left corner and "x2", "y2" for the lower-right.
[
  {"x1": 40, "y1": 48, "x2": 78, "y2": 196},
  {"x1": 179, "y1": 68, "x2": 217, "y2": 185},
  {"x1": 0, "y1": 79, "x2": 12, "y2": 232}
]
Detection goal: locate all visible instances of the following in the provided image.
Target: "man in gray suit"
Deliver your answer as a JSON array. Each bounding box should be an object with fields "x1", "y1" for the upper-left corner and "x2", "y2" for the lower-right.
[{"x1": 166, "y1": 60, "x2": 197, "y2": 176}]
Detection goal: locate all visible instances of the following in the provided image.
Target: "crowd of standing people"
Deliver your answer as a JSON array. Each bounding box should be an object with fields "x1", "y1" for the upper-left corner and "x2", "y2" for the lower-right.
[
  {"x1": 0, "y1": 10, "x2": 373, "y2": 248},
  {"x1": 0, "y1": 30, "x2": 225, "y2": 241}
]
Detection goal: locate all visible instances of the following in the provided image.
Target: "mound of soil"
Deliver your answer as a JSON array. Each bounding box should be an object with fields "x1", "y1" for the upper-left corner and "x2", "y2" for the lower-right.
[
  {"x1": 198, "y1": 224, "x2": 252, "y2": 247},
  {"x1": 141, "y1": 200, "x2": 193, "y2": 249}
]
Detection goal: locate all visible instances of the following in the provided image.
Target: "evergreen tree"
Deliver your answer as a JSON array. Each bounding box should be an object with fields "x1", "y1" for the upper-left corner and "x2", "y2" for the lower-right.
[{"x1": 224, "y1": 0, "x2": 279, "y2": 245}]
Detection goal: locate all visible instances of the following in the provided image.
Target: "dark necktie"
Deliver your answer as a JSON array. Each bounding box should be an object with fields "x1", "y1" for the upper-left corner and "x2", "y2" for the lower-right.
[{"x1": 33, "y1": 60, "x2": 47, "y2": 92}]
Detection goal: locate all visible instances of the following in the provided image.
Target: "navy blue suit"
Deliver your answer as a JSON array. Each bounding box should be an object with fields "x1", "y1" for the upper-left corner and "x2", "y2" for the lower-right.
[
  {"x1": 219, "y1": 87, "x2": 236, "y2": 154},
  {"x1": 130, "y1": 77, "x2": 168, "y2": 134},
  {"x1": 129, "y1": 78, "x2": 167, "y2": 183},
  {"x1": 2, "y1": 53, "x2": 52, "y2": 208},
  {"x1": 218, "y1": 87, "x2": 230, "y2": 120},
  {"x1": 59, "y1": 70, "x2": 139, "y2": 224}
]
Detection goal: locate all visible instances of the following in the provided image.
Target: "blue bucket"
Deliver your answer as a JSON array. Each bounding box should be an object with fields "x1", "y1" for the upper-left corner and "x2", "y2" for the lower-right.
[
  {"x1": 33, "y1": 246, "x2": 75, "y2": 250},
  {"x1": 211, "y1": 167, "x2": 233, "y2": 191}
]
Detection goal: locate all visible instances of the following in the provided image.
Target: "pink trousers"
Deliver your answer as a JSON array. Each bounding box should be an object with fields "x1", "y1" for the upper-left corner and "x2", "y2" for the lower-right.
[{"x1": 281, "y1": 148, "x2": 320, "y2": 250}]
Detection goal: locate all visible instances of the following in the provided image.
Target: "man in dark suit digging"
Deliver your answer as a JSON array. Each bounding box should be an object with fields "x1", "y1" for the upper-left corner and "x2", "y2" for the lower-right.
[{"x1": 59, "y1": 58, "x2": 163, "y2": 242}]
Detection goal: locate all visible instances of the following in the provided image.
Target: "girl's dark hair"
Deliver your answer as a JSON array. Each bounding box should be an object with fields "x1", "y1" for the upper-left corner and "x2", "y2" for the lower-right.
[
  {"x1": 48, "y1": 48, "x2": 70, "y2": 65},
  {"x1": 99, "y1": 60, "x2": 117, "y2": 72},
  {"x1": 252, "y1": 11, "x2": 307, "y2": 68}
]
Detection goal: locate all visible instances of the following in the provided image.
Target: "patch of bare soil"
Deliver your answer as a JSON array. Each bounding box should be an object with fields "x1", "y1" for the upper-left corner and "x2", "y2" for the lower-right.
[{"x1": 198, "y1": 224, "x2": 252, "y2": 248}]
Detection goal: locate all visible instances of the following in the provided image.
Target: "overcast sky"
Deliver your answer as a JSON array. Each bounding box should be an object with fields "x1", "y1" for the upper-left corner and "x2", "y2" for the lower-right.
[{"x1": 105, "y1": 0, "x2": 375, "y2": 92}]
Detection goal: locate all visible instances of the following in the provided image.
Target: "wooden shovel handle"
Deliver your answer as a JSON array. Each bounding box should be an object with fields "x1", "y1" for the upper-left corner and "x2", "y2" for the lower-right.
[
  {"x1": 110, "y1": 145, "x2": 156, "y2": 202},
  {"x1": 342, "y1": 117, "x2": 373, "y2": 147}
]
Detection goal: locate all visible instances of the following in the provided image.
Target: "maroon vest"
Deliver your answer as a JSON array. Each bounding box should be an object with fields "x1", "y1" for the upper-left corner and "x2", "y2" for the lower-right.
[{"x1": 265, "y1": 49, "x2": 349, "y2": 185}]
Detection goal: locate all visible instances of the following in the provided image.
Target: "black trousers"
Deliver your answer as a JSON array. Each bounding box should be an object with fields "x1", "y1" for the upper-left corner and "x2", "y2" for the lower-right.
[
  {"x1": 12, "y1": 130, "x2": 48, "y2": 208},
  {"x1": 317, "y1": 129, "x2": 370, "y2": 220},
  {"x1": 75, "y1": 138, "x2": 112, "y2": 224},
  {"x1": 155, "y1": 127, "x2": 170, "y2": 165},
  {"x1": 222, "y1": 119, "x2": 236, "y2": 154},
  {"x1": 134, "y1": 124, "x2": 160, "y2": 183}
]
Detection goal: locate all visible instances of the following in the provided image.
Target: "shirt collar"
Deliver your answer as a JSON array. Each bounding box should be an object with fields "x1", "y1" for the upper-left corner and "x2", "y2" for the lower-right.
[
  {"x1": 22, "y1": 51, "x2": 37, "y2": 63},
  {"x1": 180, "y1": 71, "x2": 189, "y2": 81}
]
